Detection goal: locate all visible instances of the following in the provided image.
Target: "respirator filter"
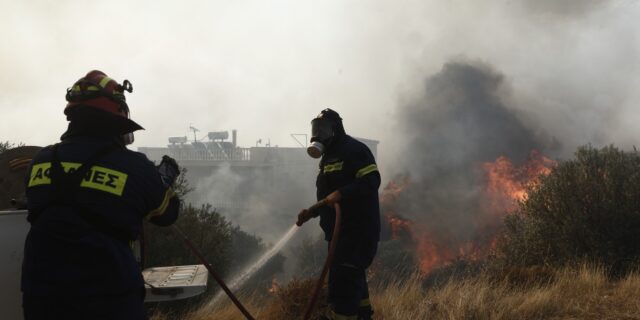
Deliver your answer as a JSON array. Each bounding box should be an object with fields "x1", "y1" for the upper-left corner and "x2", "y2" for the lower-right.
[{"x1": 307, "y1": 141, "x2": 325, "y2": 159}]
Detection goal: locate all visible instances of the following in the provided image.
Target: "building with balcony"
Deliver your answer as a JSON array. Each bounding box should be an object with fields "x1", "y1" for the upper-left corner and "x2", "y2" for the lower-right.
[{"x1": 137, "y1": 130, "x2": 378, "y2": 238}]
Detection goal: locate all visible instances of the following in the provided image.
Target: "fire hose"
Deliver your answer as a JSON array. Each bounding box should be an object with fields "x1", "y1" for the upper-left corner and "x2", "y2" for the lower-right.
[
  {"x1": 302, "y1": 201, "x2": 342, "y2": 320},
  {"x1": 172, "y1": 225, "x2": 256, "y2": 320},
  {"x1": 171, "y1": 199, "x2": 341, "y2": 320}
]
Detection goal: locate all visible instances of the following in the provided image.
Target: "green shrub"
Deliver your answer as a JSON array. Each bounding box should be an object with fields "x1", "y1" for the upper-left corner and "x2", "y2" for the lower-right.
[
  {"x1": 0, "y1": 141, "x2": 13, "y2": 154},
  {"x1": 144, "y1": 170, "x2": 285, "y2": 314},
  {"x1": 144, "y1": 203, "x2": 233, "y2": 271},
  {"x1": 0, "y1": 141, "x2": 25, "y2": 154},
  {"x1": 495, "y1": 145, "x2": 640, "y2": 275},
  {"x1": 228, "y1": 224, "x2": 285, "y2": 295}
]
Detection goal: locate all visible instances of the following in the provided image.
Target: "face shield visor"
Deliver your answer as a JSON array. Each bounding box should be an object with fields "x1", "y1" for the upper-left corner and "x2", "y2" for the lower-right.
[
  {"x1": 307, "y1": 118, "x2": 334, "y2": 158},
  {"x1": 119, "y1": 104, "x2": 135, "y2": 145},
  {"x1": 310, "y1": 118, "x2": 334, "y2": 143}
]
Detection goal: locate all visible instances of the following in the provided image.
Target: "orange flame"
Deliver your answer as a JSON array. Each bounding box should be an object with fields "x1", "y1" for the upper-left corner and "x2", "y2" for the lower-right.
[
  {"x1": 483, "y1": 150, "x2": 556, "y2": 212},
  {"x1": 381, "y1": 150, "x2": 556, "y2": 276},
  {"x1": 380, "y1": 176, "x2": 410, "y2": 206},
  {"x1": 268, "y1": 277, "x2": 280, "y2": 294},
  {"x1": 386, "y1": 214, "x2": 412, "y2": 240}
]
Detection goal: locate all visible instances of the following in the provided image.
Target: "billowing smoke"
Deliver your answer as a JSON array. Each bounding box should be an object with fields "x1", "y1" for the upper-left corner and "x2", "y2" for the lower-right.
[
  {"x1": 517, "y1": 0, "x2": 606, "y2": 17},
  {"x1": 389, "y1": 59, "x2": 552, "y2": 241},
  {"x1": 187, "y1": 152, "x2": 318, "y2": 243}
]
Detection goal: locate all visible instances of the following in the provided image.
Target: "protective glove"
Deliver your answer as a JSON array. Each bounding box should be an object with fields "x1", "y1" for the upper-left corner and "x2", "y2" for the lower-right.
[
  {"x1": 296, "y1": 191, "x2": 342, "y2": 226},
  {"x1": 157, "y1": 155, "x2": 180, "y2": 187}
]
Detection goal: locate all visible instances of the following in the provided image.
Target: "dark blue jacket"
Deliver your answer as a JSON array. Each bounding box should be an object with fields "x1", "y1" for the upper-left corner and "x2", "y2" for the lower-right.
[
  {"x1": 22, "y1": 136, "x2": 179, "y2": 297},
  {"x1": 316, "y1": 135, "x2": 381, "y2": 242}
]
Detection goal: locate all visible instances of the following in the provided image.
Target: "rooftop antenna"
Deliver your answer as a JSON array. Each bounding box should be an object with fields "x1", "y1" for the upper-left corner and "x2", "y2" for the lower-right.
[
  {"x1": 290, "y1": 134, "x2": 308, "y2": 148},
  {"x1": 189, "y1": 125, "x2": 199, "y2": 143}
]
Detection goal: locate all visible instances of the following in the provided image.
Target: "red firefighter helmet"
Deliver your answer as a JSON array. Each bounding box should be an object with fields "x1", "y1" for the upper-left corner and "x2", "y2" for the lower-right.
[{"x1": 64, "y1": 70, "x2": 143, "y2": 141}]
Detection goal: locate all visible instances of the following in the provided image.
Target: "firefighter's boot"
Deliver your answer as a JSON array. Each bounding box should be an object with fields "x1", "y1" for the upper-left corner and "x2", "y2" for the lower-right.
[{"x1": 358, "y1": 306, "x2": 373, "y2": 320}]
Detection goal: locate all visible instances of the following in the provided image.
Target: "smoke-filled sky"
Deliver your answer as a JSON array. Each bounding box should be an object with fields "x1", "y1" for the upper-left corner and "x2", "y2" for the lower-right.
[{"x1": 1, "y1": 0, "x2": 639, "y2": 169}]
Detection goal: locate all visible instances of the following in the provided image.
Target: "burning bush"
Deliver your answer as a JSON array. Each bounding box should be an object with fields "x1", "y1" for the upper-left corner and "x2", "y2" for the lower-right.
[
  {"x1": 374, "y1": 150, "x2": 555, "y2": 279},
  {"x1": 496, "y1": 145, "x2": 640, "y2": 275}
]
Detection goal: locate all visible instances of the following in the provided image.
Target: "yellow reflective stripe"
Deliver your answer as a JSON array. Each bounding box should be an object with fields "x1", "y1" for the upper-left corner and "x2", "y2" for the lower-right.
[
  {"x1": 324, "y1": 161, "x2": 344, "y2": 173},
  {"x1": 27, "y1": 162, "x2": 128, "y2": 196},
  {"x1": 356, "y1": 164, "x2": 378, "y2": 178},
  {"x1": 359, "y1": 298, "x2": 371, "y2": 307},
  {"x1": 146, "y1": 188, "x2": 175, "y2": 220},
  {"x1": 99, "y1": 76, "x2": 113, "y2": 88},
  {"x1": 71, "y1": 84, "x2": 100, "y2": 93},
  {"x1": 80, "y1": 165, "x2": 127, "y2": 196},
  {"x1": 28, "y1": 162, "x2": 52, "y2": 187}
]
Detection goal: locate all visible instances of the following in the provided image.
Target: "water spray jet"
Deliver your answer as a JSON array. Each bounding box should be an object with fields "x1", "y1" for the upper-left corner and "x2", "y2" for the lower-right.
[
  {"x1": 209, "y1": 223, "x2": 299, "y2": 307},
  {"x1": 195, "y1": 199, "x2": 341, "y2": 320},
  {"x1": 172, "y1": 225, "x2": 255, "y2": 320}
]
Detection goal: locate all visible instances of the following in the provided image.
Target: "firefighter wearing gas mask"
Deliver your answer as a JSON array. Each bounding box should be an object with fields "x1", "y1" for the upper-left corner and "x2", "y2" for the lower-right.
[
  {"x1": 297, "y1": 108, "x2": 381, "y2": 320},
  {"x1": 22, "y1": 70, "x2": 181, "y2": 319}
]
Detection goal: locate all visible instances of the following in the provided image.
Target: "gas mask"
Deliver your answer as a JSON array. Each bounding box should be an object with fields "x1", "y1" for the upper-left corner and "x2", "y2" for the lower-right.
[
  {"x1": 307, "y1": 141, "x2": 325, "y2": 159},
  {"x1": 307, "y1": 118, "x2": 334, "y2": 159}
]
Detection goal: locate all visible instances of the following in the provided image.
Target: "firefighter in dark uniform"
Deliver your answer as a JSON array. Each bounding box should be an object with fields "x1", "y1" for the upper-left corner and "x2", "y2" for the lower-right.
[
  {"x1": 21, "y1": 70, "x2": 180, "y2": 320},
  {"x1": 297, "y1": 109, "x2": 381, "y2": 320}
]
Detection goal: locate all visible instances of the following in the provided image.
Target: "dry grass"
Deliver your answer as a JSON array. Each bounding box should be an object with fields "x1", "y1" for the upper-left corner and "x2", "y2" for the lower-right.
[
  {"x1": 152, "y1": 265, "x2": 640, "y2": 320},
  {"x1": 157, "y1": 279, "x2": 329, "y2": 320}
]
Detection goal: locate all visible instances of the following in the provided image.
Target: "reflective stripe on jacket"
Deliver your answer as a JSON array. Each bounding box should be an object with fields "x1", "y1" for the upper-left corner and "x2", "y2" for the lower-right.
[{"x1": 316, "y1": 135, "x2": 381, "y2": 242}]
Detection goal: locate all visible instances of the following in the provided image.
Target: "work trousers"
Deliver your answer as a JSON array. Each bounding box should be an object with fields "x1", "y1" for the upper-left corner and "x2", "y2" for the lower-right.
[
  {"x1": 23, "y1": 288, "x2": 147, "y2": 320},
  {"x1": 328, "y1": 234, "x2": 377, "y2": 319}
]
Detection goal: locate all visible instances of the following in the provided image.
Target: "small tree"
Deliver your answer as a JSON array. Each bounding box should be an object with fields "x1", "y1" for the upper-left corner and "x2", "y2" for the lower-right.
[
  {"x1": 0, "y1": 141, "x2": 12, "y2": 154},
  {"x1": 144, "y1": 203, "x2": 233, "y2": 270},
  {"x1": 0, "y1": 141, "x2": 24, "y2": 155},
  {"x1": 144, "y1": 168, "x2": 284, "y2": 297},
  {"x1": 496, "y1": 145, "x2": 640, "y2": 275}
]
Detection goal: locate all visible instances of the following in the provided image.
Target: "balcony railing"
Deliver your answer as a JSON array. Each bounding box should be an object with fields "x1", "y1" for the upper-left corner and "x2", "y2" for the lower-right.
[{"x1": 167, "y1": 148, "x2": 251, "y2": 161}]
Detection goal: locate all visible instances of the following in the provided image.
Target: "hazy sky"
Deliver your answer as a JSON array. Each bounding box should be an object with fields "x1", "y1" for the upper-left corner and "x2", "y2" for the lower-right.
[{"x1": 1, "y1": 0, "x2": 639, "y2": 168}]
